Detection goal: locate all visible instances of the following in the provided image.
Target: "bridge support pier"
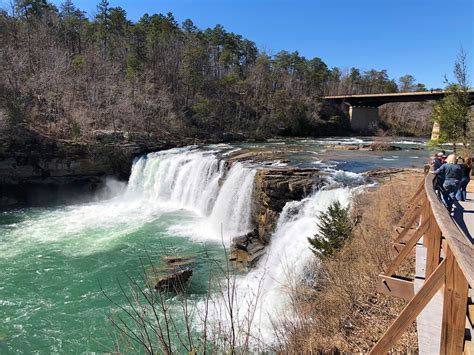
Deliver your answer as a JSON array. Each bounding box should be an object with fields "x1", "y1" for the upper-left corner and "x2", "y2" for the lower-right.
[
  {"x1": 431, "y1": 121, "x2": 440, "y2": 141},
  {"x1": 348, "y1": 106, "x2": 379, "y2": 133}
]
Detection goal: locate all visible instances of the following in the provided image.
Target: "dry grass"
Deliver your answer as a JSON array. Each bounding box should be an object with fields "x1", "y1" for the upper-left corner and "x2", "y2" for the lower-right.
[{"x1": 279, "y1": 170, "x2": 423, "y2": 353}]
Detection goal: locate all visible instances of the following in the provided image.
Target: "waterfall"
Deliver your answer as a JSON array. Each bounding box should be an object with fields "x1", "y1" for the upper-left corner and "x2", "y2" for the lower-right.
[
  {"x1": 202, "y1": 186, "x2": 354, "y2": 345},
  {"x1": 105, "y1": 148, "x2": 361, "y2": 345},
  {"x1": 126, "y1": 148, "x2": 256, "y2": 241},
  {"x1": 209, "y1": 163, "x2": 256, "y2": 238},
  {"x1": 121, "y1": 149, "x2": 362, "y2": 345}
]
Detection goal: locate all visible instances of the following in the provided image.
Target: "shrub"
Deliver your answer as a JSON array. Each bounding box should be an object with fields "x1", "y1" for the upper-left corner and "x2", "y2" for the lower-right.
[{"x1": 308, "y1": 201, "x2": 352, "y2": 257}]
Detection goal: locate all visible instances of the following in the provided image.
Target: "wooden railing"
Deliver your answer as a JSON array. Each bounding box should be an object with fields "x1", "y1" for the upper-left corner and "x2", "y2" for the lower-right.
[{"x1": 370, "y1": 174, "x2": 474, "y2": 354}]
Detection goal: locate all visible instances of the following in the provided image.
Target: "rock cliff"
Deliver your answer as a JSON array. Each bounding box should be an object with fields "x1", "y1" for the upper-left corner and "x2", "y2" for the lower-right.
[
  {"x1": 254, "y1": 168, "x2": 326, "y2": 243},
  {"x1": 230, "y1": 166, "x2": 327, "y2": 268},
  {"x1": 0, "y1": 128, "x2": 174, "y2": 207}
]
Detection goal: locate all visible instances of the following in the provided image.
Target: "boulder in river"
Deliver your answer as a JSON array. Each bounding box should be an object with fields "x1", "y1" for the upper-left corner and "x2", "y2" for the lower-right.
[
  {"x1": 230, "y1": 229, "x2": 266, "y2": 268},
  {"x1": 154, "y1": 266, "x2": 193, "y2": 291}
]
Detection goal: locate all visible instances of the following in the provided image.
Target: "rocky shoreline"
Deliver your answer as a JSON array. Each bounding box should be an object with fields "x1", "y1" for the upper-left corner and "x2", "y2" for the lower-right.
[{"x1": 0, "y1": 128, "x2": 179, "y2": 207}]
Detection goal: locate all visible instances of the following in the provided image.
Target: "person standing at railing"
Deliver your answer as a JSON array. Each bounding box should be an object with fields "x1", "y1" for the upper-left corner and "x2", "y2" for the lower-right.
[
  {"x1": 456, "y1": 157, "x2": 472, "y2": 201},
  {"x1": 432, "y1": 152, "x2": 445, "y2": 170},
  {"x1": 432, "y1": 151, "x2": 447, "y2": 203},
  {"x1": 432, "y1": 154, "x2": 462, "y2": 213}
]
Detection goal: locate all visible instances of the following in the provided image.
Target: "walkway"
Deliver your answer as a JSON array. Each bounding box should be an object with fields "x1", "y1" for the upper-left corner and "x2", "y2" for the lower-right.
[
  {"x1": 454, "y1": 191, "x2": 474, "y2": 244},
  {"x1": 371, "y1": 175, "x2": 474, "y2": 354},
  {"x1": 415, "y1": 244, "x2": 444, "y2": 354},
  {"x1": 416, "y1": 187, "x2": 474, "y2": 354}
]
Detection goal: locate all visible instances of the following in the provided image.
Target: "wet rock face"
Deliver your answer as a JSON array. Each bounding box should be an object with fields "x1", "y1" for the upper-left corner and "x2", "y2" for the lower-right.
[
  {"x1": 230, "y1": 167, "x2": 326, "y2": 269},
  {"x1": 152, "y1": 256, "x2": 194, "y2": 291},
  {"x1": 0, "y1": 128, "x2": 174, "y2": 208},
  {"x1": 254, "y1": 168, "x2": 326, "y2": 244},
  {"x1": 230, "y1": 229, "x2": 266, "y2": 268},
  {"x1": 154, "y1": 267, "x2": 193, "y2": 292}
]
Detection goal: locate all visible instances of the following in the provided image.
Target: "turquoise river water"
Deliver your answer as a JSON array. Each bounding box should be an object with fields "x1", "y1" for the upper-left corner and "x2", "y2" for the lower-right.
[{"x1": 0, "y1": 137, "x2": 431, "y2": 353}]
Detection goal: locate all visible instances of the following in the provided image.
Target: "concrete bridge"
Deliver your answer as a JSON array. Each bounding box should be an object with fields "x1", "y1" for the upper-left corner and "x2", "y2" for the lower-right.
[{"x1": 322, "y1": 90, "x2": 474, "y2": 132}]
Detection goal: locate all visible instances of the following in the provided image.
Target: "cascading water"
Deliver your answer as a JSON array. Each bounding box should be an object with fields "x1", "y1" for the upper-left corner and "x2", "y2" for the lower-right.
[
  {"x1": 126, "y1": 148, "x2": 256, "y2": 242},
  {"x1": 202, "y1": 176, "x2": 360, "y2": 346},
  {"x1": 209, "y1": 163, "x2": 256, "y2": 238},
  {"x1": 0, "y1": 139, "x2": 430, "y2": 353},
  {"x1": 108, "y1": 148, "x2": 361, "y2": 346}
]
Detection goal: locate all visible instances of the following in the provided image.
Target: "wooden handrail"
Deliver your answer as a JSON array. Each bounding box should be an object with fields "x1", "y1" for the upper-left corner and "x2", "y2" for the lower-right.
[
  {"x1": 370, "y1": 174, "x2": 473, "y2": 354},
  {"x1": 424, "y1": 173, "x2": 474, "y2": 286}
]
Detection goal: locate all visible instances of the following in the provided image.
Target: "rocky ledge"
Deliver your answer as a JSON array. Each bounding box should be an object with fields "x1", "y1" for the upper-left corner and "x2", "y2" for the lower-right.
[
  {"x1": 231, "y1": 166, "x2": 327, "y2": 268},
  {"x1": 0, "y1": 127, "x2": 175, "y2": 208},
  {"x1": 254, "y1": 167, "x2": 327, "y2": 243},
  {"x1": 326, "y1": 143, "x2": 403, "y2": 151}
]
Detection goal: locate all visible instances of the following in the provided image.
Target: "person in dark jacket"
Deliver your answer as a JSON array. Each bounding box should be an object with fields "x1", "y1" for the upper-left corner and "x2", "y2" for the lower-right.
[
  {"x1": 433, "y1": 154, "x2": 462, "y2": 212},
  {"x1": 432, "y1": 152, "x2": 446, "y2": 202},
  {"x1": 432, "y1": 152, "x2": 445, "y2": 170},
  {"x1": 456, "y1": 157, "x2": 472, "y2": 201}
]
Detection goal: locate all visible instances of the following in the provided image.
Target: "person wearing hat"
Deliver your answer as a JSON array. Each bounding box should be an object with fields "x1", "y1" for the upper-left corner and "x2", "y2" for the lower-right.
[
  {"x1": 432, "y1": 152, "x2": 445, "y2": 170},
  {"x1": 432, "y1": 152, "x2": 446, "y2": 202}
]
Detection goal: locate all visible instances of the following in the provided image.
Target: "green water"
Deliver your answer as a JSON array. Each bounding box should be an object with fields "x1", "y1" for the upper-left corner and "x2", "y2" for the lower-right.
[
  {"x1": 0, "y1": 138, "x2": 432, "y2": 353},
  {"x1": 0, "y1": 205, "x2": 225, "y2": 353}
]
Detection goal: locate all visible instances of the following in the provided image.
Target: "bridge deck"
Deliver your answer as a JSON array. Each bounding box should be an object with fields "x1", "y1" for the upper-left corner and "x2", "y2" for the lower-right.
[
  {"x1": 416, "y1": 188, "x2": 474, "y2": 354},
  {"x1": 322, "y1": 89, "x2": 474, "y2": 107}
]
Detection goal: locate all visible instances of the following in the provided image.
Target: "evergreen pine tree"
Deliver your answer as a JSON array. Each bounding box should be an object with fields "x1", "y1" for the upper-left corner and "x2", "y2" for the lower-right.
[
  {"x1": 431, "y1": 48, "x2": 472, "y2": 152},
  {"x1": 95, "y1": 0, "x2": 110, "y2": 52},
  {"x1": 308, "y1": 201, "x2": 352, "y2": 257}
]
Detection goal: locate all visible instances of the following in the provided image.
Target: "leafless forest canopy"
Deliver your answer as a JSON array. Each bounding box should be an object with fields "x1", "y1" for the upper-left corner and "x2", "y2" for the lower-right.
[{"x1": 0, "y1": 0, "x2": 433, "y2": 141}]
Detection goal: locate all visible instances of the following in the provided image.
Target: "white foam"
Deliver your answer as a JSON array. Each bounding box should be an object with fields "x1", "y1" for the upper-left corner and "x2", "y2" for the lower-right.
[
  {"x1": 202, "y1": 187, "x2": 353, "y2": 345},
  {"x1": 0, "y1": 148, "x2": 257, "y2": 257}
]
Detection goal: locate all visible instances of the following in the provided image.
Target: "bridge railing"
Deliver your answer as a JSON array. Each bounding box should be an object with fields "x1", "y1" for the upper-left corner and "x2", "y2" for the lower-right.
[{"x1": 370, "y1": 173, "x2": 473, "y2": 354}]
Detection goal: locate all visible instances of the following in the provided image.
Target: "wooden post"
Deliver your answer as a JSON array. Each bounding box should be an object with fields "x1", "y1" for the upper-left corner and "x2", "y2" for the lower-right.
[
  {"x1": 421, "y1": 199, "x2": 431, "y2": 248},
  {"x1": 370, "y1": 260, "x2": 446, "y2": 354},
  {"x1": 425, "y1": 214, "x2": 442, "y2": 278},
  {"x1": 440, "y1": 246, "x2": 469, "y2": 354}
]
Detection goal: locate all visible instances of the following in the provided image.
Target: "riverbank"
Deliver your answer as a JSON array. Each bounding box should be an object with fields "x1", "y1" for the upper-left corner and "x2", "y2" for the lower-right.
[
  {"x1": 0, "y1": 127, "x2": 430, "y2": 208},
  {"x1": 0, "y1": 127, "x2": 175, "y2": 207},
  {"x1": 279, "y1": 169, "x2": 422, "y2": 353},
  {"x1": 0, "y1": 139, "x2": 428, "y2": 353}
]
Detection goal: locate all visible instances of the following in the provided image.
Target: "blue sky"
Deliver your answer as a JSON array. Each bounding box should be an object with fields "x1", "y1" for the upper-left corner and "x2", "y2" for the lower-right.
[{"x1": 46, "y1": 0, "x2": 474, "y2": 88}]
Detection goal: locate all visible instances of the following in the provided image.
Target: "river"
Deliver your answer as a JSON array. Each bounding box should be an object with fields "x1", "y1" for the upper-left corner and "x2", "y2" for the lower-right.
[{"x1": 0, "y1": 137, "x2": 430, "y2": 353}]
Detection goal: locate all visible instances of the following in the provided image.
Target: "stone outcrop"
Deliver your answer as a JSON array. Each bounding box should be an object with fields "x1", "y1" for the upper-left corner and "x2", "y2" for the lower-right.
[
  {"x1": 326, "y1": 143, "x2": 403, "y2": 151},
  {"x1": 231, "y1": 165, "x2": 327, "y2": 269},
  {"x1": 154, "y1": 266, "x2": 193, "y2": 291},
  {"x1": 254, "y1": 167, "x2": 326, "y2": 244},
  {"x1": 0, "y1": 127, "x2": 175, "y2": 208},
  {"x1": 152, "y1": 256, "x2": 194, "y2": 291},
  {"x1": 230, "y1": 229, "x2": 266, "y2": 268}
]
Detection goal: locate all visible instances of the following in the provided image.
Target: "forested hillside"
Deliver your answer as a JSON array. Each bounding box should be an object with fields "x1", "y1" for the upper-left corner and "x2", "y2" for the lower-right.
[{"x1": 0, "y1": 0, "x2": 432, "y2": 141}]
